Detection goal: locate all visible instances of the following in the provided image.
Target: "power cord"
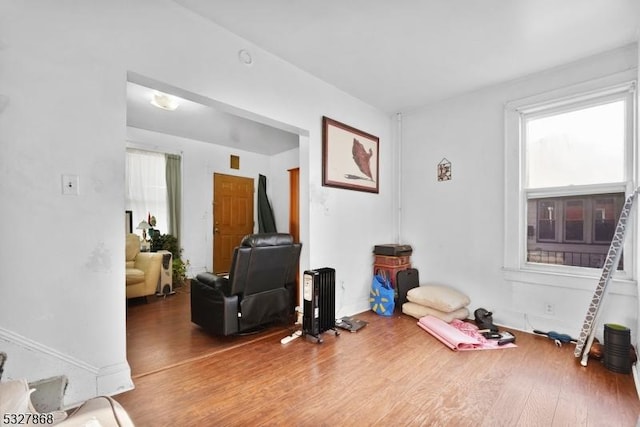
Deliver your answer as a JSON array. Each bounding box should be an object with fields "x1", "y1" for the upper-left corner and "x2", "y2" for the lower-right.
[{"x1": 525, "y1": 313, "x2": 576, "y2": 347}]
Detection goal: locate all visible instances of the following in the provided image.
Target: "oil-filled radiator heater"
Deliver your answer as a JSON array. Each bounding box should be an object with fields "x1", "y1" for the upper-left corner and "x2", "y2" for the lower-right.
[{"x1": 302, "y1": 268, "x2": 340, "y2": 343}]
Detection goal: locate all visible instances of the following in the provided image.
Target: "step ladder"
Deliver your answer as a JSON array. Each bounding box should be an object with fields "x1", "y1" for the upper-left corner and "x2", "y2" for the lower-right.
[{"x1": 574, "y1": 187, "x2": 640, "y2": 366}]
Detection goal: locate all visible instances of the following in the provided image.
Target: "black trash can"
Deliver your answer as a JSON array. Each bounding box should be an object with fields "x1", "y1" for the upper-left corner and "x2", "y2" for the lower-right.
[{"x1": 603, "y1": 323, "x2": 631, "y2": 374}]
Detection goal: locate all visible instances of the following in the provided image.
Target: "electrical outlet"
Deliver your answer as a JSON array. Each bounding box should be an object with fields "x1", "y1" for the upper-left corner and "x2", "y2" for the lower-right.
[{"x1": 544, "y1": 303, "x2": 555, "y2": 315}]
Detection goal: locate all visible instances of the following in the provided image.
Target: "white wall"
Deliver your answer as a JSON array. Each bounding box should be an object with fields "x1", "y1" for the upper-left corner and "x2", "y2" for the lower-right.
[
  {"x1": 0, "y1": 0, "x2": 394, "y2": 406},
  {"x1": 400, "y1": 44, "x2": 639, "y2": 340},
  {"x1": 636, "y1": 38, "x2": 640, "y2": 350}
]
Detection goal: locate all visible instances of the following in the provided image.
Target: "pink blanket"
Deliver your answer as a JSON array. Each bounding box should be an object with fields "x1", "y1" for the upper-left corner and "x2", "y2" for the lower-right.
[{"x1": 417, "y1": 315, "x2": 517, "y2": 351}]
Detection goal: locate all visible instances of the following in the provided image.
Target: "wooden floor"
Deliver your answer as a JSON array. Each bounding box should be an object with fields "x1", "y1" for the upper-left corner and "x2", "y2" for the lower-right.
[
  {"x1": 118, "y1": 285, "x2": 640, "y2": 426},
  {"x1": 125, "y1": 285, "x2": 288, "y2": 378}
]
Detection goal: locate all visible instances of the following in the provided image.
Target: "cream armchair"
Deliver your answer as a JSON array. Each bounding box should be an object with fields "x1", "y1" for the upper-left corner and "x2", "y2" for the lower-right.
[{"x1": 125, "y1": 233, "x2": 162, "y2": 299}]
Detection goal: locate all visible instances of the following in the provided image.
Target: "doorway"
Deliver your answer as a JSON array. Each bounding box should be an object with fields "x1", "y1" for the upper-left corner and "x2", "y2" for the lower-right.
[
  {"x1": 124, "y1": 74, "x2": 308, "y2": 378},
  {"x1": 213, "y1": 173, "x2": 255, "y2": 273}
]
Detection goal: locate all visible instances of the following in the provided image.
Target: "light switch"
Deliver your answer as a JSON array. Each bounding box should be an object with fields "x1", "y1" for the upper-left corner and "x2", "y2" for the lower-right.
[{"x1": 61, "y1": 174, "x2": 79, "y2": 195}]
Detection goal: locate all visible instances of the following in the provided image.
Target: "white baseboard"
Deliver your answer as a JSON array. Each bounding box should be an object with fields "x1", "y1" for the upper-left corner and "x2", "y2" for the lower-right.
[
  {"x1": 97, "y1": 362, "x2": 134, "y2": 399},
  {"x1": 0, "y1": 327, "x2": 133, "y2": 408}
]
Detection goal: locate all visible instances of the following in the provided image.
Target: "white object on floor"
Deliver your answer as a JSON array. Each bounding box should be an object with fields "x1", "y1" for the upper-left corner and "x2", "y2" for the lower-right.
[{"x1": 281, "y1": 330, "x2": 302, "y2": 344}]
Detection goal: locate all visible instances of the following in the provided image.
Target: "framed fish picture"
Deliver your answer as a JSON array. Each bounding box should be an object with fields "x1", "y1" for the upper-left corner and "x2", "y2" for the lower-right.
[{"x1": 322, "y1": 116, "x2": 379, "y2": 193}]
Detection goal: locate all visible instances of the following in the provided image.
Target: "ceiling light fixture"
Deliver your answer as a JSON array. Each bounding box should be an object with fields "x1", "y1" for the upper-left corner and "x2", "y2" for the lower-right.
[{"x1": 150, "y1": 92, "x2": 179, "y2": 111}]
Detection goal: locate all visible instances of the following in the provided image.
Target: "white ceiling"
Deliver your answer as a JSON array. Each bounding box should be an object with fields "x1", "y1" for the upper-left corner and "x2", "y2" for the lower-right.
[
  {"x1": 126, "y1": 81, "x2": 300, "y2": 155},
  {"x1": 129, "y1": 1, "x2": 639, "y2": 153},
  {"x1": 174, "y1": 0, "x2": 639, "y2": 113}
]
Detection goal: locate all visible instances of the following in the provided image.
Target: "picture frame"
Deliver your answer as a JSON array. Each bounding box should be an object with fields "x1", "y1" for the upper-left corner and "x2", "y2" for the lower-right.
[
  {"x1": 437, "y1": 158, "x2": 452, "y2": 181},
  {"x1": 125, "y1": 210, "x2": 133, "y2": 234},
  {"x1": 322, "y1": 116, "x2": 379, "y2": 193}
]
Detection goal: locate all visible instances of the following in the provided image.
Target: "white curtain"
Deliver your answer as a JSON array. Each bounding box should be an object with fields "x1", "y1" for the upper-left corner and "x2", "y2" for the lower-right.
[{"x1": 125, "y1": 149, "x2": 168, "y2": 235}]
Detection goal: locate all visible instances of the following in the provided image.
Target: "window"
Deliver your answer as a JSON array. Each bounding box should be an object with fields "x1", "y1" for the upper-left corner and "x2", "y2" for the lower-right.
[
  {"x1": 593, "y1": 197, "x2": 618, "y2": 243},
  {"x1": 526, "y1": 194, "x2": 624, "y2": 269},
  {"x1": 125, "y1": 149, "x2": 168, "y2": 234},
  {"x1": 505, "y1": 79, "x2": 636, "y2": 278},
  {"x1": 536, "y1": 200, "x2": 556, "y2": 241},
  {"x1": 563, "y1": 199, "x2": 584, "y2": 242},
  {"x1": 525, "y1": 100, "x2": 626, "y2": 188}
]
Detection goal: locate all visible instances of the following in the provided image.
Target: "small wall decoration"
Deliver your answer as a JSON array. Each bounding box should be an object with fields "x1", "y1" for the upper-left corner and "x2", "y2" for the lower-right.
[
  {"x1": 322, "y1": 116, "x2": 379, "y2": 193},
  {"x1": 437, "y1": 158, "x2": 452, "y2": 181},
  {"x1": 230, "y1": 154, "x2": 240, "y2": 170}
]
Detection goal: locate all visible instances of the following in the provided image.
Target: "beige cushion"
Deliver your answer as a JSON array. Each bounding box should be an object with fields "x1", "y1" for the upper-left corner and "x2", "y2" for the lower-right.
[
  {"x1": 125, "y1": 268, "x2": 145, "y2": 285},
  {"x1": 125, "y1": 234, "x2": 140, "y2": 262},
  {"x1": 58, "y1": 396, "x2": 134, "y2": 427},
  {"x1": 402, "y1": 302, "x2": 469, "y2": 323},
  {"x1": 0, "y1": 380, "x2": 68, "y2": 425},
  {"x1": 406, "y1": 284, "x2": 470, "y2": 312},
  {"x1": 0, "y1": 379, "x2": 32, "y2": 416}
]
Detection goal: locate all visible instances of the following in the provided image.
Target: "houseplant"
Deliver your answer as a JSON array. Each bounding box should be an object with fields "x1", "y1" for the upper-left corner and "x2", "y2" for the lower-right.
[{"x1": 150, "y1": 233, "x2": 190, "y2": 287}]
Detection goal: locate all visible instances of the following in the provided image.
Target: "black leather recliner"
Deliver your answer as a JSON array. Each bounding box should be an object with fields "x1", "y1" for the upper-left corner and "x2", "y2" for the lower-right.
[{"x1": 190, "y1": 233, "x2": 302, "y2": 336}]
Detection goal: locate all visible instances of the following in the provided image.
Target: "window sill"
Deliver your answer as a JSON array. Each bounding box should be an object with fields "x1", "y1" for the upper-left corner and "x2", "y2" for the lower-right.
[{"x1": 502, "y1": 266, "x2": 636, "y2": 296}]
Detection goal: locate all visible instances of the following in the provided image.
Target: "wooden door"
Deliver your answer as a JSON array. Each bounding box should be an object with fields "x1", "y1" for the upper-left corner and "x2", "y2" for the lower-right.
[
  {"x1": 213, "y1": 173, "x2": 254, "y2": 274},
  {"x1": 288, "y1": 168, "x2": 300, "y2": 243},
  {"x1": 288, "y1": 168, "x2": 300, "y2": 306}
]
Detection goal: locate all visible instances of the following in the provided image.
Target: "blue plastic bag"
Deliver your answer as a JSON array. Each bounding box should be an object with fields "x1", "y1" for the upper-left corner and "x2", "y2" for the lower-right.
[{"x1": 370, "y1": 272, "x2": 395, "y2": 316}]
